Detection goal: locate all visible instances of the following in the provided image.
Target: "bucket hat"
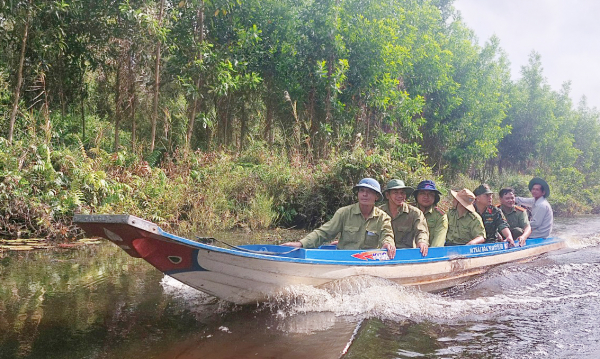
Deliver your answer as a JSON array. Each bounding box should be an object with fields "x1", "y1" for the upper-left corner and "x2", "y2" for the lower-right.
[
  {"x1": 383, "y1": 179, "x2": 414, "y2": 196},
  {"x1": 528, "y1": 177, "x2": 550, "y2": 198},
  {"x1": 353, "y1": 178, "x2": 383, "y2": 201},
  {"x1": 413, "y1": 180, "x2": 442, "y2": 204},
  {"x1": 451, "y1": 188, "x2": 477, "y2": 213}
]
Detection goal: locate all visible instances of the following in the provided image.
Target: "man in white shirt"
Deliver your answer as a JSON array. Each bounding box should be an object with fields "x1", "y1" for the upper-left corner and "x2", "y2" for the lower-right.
[{"x1": 515, "y1": 177, "x2": 553, "y2": 238}]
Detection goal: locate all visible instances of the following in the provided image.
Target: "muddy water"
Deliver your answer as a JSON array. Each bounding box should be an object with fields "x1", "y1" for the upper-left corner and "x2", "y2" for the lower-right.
[{"x1": 1, "y1": 217, "x2": 600, "y2": 359}]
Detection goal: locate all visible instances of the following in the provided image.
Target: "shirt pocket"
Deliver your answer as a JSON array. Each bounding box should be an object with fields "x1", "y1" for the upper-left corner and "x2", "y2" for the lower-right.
[
  {"x1": 364, "y1": 230, "x2": 380, "y2": 248},
  {"x1": 342, "y1": 225, "x2": 362, "y2": 248}
]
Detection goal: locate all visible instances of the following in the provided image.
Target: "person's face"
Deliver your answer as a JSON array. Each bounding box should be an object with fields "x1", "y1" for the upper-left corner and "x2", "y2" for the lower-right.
[
  {"x1": 385, "y1": 189, "x2": 407, "y2": 206},
  {"x1": 500, "y1": 192, "x2": 515, "y2": 208},
  {"x1": 531, "y1": 184, "x2": 545, "y2": 199},
  {"x1": 416, "y1": 191, "x2": 436, "y2": 208},
  {"x1": 476, "y1": 193, "x2": 493, "y2": 206},
  {"x1": 357, "y1": 187, "x2": 378, "y2": 206}
]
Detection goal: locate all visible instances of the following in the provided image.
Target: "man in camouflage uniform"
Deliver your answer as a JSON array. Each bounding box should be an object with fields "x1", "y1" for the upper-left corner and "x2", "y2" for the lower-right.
[
  {"x1": 446, "y1": 188, "x2": 485, "y2": 245},
  {"x1": 473, "y1": 184, "x2": 515, "y2": 247},
  {"x1": 282, "y1": 178, "x2": 396, "y2": 259},
  {"x1": 498, "y1": 187, "x2": 531, "y2": 246},
  {"x1": 380, "y1": 179, "x2": 429, "y2": 256},
  {"x1": 413, "y1": 180, "x2": 448, "y2": 247}
]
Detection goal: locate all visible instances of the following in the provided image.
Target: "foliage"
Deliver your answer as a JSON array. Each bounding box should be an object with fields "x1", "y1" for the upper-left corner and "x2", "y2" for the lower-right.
[{"x1": 2, "y1": 1, "x2": 600, "y2": 239}]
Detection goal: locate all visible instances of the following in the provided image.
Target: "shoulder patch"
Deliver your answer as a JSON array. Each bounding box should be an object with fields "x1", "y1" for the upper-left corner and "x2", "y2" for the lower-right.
[
  {"x1": 435, "y1": 207, "x2": 445, "y2": 215},
  {"x1": 515, "y1": 205, "x2": 526, "y2": 212}
]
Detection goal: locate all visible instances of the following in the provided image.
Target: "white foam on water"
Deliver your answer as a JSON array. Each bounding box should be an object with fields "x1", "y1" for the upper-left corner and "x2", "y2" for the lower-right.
[
  {"x1": 159, "y1": 275, "x2": 237, "y2": 313},
  {"x1": 267, "y1": 256, "x2": 600, "y2": 323},
  {"x1": 565, "y1": 233, "x2": 600, "y2": 249}
]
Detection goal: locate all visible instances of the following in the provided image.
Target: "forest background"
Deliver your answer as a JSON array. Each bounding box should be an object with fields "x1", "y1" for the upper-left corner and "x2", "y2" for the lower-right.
[{"x1": 2, "y1": 0, "x2": 600, "y2": 241}]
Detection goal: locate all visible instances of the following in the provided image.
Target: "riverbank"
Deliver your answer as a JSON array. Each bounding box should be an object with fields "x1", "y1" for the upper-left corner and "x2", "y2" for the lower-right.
[{"x1": 2, "y1": 140, "x2": 598, "y2": 243}]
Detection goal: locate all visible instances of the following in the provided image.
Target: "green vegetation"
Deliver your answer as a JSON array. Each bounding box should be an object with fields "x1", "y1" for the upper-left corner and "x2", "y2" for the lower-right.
[{"x1": 1, "y1": 0, "x2": 600, "y2": 240}]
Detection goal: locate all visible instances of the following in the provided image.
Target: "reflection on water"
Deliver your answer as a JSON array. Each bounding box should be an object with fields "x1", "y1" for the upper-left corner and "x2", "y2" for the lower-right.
[{"x1": 1, "y1": 217, "x2": 600, "y2": 358}]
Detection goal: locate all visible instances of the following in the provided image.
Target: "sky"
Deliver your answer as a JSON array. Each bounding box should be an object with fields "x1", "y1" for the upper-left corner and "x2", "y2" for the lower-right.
[{"x1": 453, "y1": 0, "x2": 600, "y2": 110}]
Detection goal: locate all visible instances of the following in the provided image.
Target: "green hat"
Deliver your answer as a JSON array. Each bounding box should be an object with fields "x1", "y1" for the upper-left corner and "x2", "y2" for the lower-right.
[
  {"x1": 529, "y1": 177, "x2": 550, "y2": 198},
  {"x1": 473, "y1": 184, "x2": 493, "y2": 197},
  {"x1": 383, "y1": 179, "x2": 414, "y2": 196}
]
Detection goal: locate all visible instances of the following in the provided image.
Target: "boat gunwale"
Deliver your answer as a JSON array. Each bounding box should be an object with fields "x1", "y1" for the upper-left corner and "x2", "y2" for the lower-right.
[
  {"x1": 73, "y1": 214, "x2": 564, "y2": 266},
  {"x1": 158, "y1": 228, "x2": 564, "y2": 266}
]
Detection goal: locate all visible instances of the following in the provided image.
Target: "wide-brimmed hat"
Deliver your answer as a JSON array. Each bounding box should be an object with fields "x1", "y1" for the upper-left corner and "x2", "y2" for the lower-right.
[
  {"x1": 383, "y1": 179, "x2": 414, "y2": 196},
  {"x1": 451, "y1": 188, "x2": 477, "y2": 212},
  {"x1": 528, "y1": 177, "x2": 550, "y2": 198},
  {"x1": 353, "y1": 178, "x2": 383, "y2": 201},
  {"x1": 473, "y1": 184, "x2": 493, "y2": 197},
  {"x1": 413, "y1": 180, "x2": 442, "y2": 204}
]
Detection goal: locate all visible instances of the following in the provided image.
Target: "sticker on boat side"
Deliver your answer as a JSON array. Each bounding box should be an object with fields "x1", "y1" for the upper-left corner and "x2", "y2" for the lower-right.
[
  {"x1": 351, "y1": 250, "x2": 390, "y2": 261},
  {"x1": 469, "y1": 242, "x2": 509, "y2": 254}
]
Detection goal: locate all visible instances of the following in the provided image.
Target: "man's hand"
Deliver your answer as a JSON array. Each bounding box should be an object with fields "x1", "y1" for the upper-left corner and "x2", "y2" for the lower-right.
[
  {"x1": 281, "y1": 241, "x2": 302, "y2": 248},
  {"x1": 418, "y1": 242, "x2": 428, "y2": 257},
  {"x1": 382, "y1": 242, "x2": 396, "y2": 259},
  {"x1": 517, "y1": 236, "x2": 526, "y2": 247},
  {"x1": 506, "y1": 237, "x2": 516, "y2": 248}
]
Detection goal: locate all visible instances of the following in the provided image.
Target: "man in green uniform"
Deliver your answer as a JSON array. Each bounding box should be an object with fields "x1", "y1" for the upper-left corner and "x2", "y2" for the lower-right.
[
  {"x1": 281, "y1": 178, "x2": 396, "y2": 259},
  {"x1": 498, "y1": 187, "x2": 531, "y2": 246},
  {"x1": 413, "y1": 180, "x2": 448, "y2": 247},
  {"x1": 473, "y1": 184, "x2": 515, "y2": 247},
  {"x1": 380, "y1": 179, "x2": 429, "y2": 256},
  {"x1": 446, "y1": 188, "x2": 485, "y2": 245}
]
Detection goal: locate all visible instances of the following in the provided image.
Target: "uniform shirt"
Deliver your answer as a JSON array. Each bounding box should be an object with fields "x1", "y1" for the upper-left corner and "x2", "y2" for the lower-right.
[
  {"x1": 498, "y1": 204, "x2": 530, "y2": 231},
  {"x1": 515, "y1": 196, "x2": 553, "y2": 238},
  {"x1": 380, "y1": 202, "x2": 429, "y2": 249},
  {"x1": 446, "y1": 208, "x2": 485, "y2": 245},
  {"x1": 421, "y1": 206, "x2": 448, "y2": 247},
  {"x1": 476, "y1": 205, "x2": 510, "y2": 242},
  {"x1": 300, "y1": 203, "x2": 395, "y2": 249}
]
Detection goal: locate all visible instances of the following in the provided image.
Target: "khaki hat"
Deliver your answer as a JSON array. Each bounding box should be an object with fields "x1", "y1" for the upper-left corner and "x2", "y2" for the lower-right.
[{"x1": 451, "y1": 188, "x2": 477, "y2": 212}]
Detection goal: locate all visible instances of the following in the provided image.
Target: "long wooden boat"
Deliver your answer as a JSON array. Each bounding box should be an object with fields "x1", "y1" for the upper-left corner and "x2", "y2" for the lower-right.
[{"x1": 74, "y1": 214, "x2": 566, "y2": 305}]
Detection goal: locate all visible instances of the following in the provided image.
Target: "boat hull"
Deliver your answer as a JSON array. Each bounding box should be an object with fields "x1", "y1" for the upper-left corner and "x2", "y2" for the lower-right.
[{"x1": 74, "y1": 214, "x2": 566, "y2": 304}]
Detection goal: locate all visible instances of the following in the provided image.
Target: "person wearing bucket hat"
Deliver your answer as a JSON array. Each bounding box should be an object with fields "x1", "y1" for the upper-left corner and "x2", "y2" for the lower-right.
[
  {"x1": 281, "y1": 178, "x2": 396, "y2": 259},
  {"x1": 498, "y1": 187, "x2": 531, "y2": 246},
  {"x1": 473, "y1": 184, "x2": 515, "y2": 247},
  {"x1": 380, "y1": 179, "x2": 429, "y2": 256},
  {"x1": 413, "y1": 180, "x2": 448, "y2": 247},
  {"x1": 445, "y1": 188, "x2": 485, "y2": 245},
  {"x1": 515, "y1": 177, "x2": 553, "y2": 238}
]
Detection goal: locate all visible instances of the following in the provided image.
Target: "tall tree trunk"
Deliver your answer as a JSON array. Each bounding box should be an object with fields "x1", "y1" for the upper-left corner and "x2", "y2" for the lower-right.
[
  {"x1": 114, "y1": 59, "x2": 122, "y2": 151},
  {"x1": 150, "y1": 0, "x2": 165, "y2": 153},
  {"x1": 81, "y1": 86, "x2": 85, "y2": 141},
  {"x1": 308, "y1": 88, "x2": 318, "y2": 158},
  {"x1": 263, "y1": 74, "x2": 274, "y2": 146},
  {"x1": 129, "y1": 51, "x2": 137, "y2": 151},
  {"x1": 185, "y1": 2, "x2": 205, "y2": 151},
  {"x1": 8, "y1": 12, "x2": 30, "y2": 145},
  {"x1": 240, "y1": 100, "x2": 247, "y2": 151},
  {"x1": 41, "y1": 74, "x2": 51, "y2": 144}
]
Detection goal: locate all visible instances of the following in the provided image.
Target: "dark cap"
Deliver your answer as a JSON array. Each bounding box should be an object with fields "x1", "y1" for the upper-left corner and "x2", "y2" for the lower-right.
[{"x1": 473, "y1": 184, "x2": 493, "y2": 196}]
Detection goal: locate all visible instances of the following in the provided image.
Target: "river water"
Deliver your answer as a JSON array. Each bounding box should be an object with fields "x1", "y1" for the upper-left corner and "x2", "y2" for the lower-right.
[{"x1": 1, "y1": 217, "x2": 600, "y2": 359}]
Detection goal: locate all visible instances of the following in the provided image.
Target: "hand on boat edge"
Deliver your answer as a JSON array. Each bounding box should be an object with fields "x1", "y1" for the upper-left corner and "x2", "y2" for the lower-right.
[
  {"x1": 417, "y1": 241, "x2": 428, "y2": 257},
  {"x1": 281, "y1": 241, "x2": 303, "y2": 248},
  {"x1": 382, "y1": 242, "x2": 396, "y2": 259}
]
